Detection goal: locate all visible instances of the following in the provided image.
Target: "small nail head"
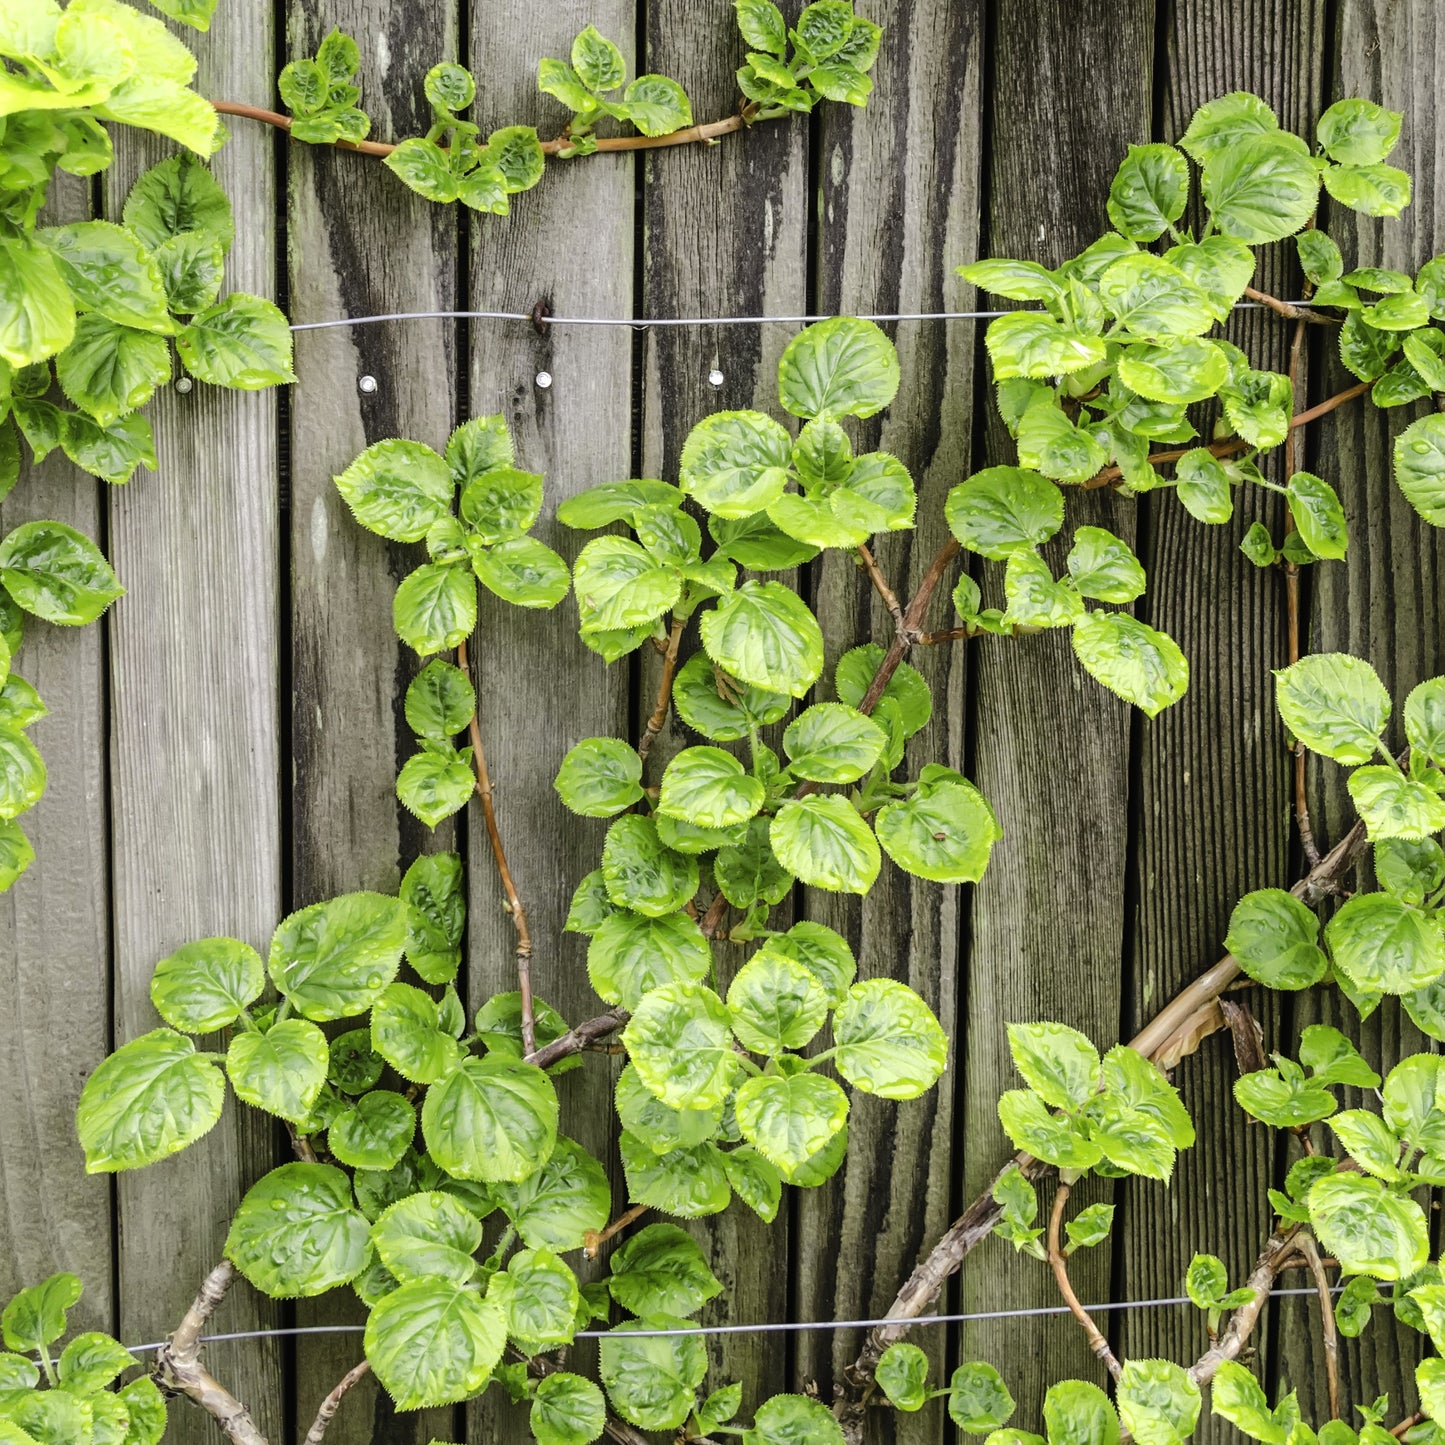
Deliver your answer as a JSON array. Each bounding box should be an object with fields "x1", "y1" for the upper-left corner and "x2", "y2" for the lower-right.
[
  {"x1": 535, "y1": 370, "x2": 553, "y2": 389},
  {"x1": 174, "y1": 376, "x2": 193, "y2": 394},
  {"x1": 358, "y1": 374, "x2": 378, "y2": 395},
  {"x1": 708, "y1": 368, "x2": 724, "y2": 387}
]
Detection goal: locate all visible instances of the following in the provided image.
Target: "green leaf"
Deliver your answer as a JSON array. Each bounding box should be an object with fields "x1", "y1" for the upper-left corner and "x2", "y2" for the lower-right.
[
  {"x1": 833, "y1": 978, "x2": 947, "y2": 1099},
  {"x1": 57, "y1": 1329, "x2": 135, "y2": 1392},
  {"x1": 745, "y1": 1395, "x2": 846, "y2": 1445},
  {"x1": 944, "y1": 467, "x2": 1063, "y2": 560},
  {"x1": 834, "y1": 645, "x2": 932, "y2": 736},
  {"x1": 397, "y1": 744, "x2": 475, "y2": 828},
  {"x1": 422, "y1": 1056, "x2": 558, "y2": 1183},
  {"x1": 1044, "y1": 1381, "x2": 1120, "y2": 1445},
  {"x1": 123, "y1": 155, "x2": 234, "y2": 254},
  {"x1": 1117, "y1": 339, "x2": 1229, "y2": 406},
  {"x1": 723, "y1": 1145, "x2": 782, "y2": 1222},
  {"x1": 1323, "y1": 163, "x2": 1411, "y2": 218},
  {"x1": 1326, "y1": 893, "x2": 1444, "y2": 995},
  {"x1": 225, "y1": 1162, "x2": 371, "y2": 1297},
  {"x1": 1015, "y1": 392, "x2": 1108, "y2": 485},
  {"x1": 959, "y1": 258, "x2": 1065, "y2": 304},
  {"x1": 56, "y1": 314, "x2": 169, "y2": 425},
  {"x1": 1066, "y1": 526, "x2": 1146, "y2": 604},
  {"x1": 0, "y1": 725, "x2": 41, "y2": 821},
  {"x1": 876, "y1": 1342, "x2": 929, "y2": 1412},
  {"x1": 1099, "y1": 254, "x2": 1216, "y2": 337},
  {"x1": 365, "y1": 1277, "x2": 506, "y2": 1410},
  {"x1": 1340, "y1": 312, "x2": 1399, "y2": 381},
  {"x1": 328, "y1": 1091, "x2": 416, "y2": 1170},
  {"x1": 1318, "y1": 100, "x2": 1402, "y2": 166},
  {"x1": 570, "y1": 24, "x2": 625, "y2": 91},
  {"x1": 0, "y1": 520, "x2": 122, "y2": 625},
  {"x1": 700, "y1": 581, "x2": 824, "y2": 699},
  {"x1": 672, "y1": 652, "x2": 789, "y2": 742},
  {"x1": 983, "y1": 312, "x2": 1106, "y2": 378},
  {"x1": 1116, "y1": 1359, "x2": 1201, "y2": 1445},
  {"x1": 1107, "y1": 144, "x2": 1189, "y2": 241},
  {"x1": 1405, "y1": 329, "x2": 1445, "y2": 392},
  {"x1": 328, "y1": 1029, "x2": 384, "y2": 1095},
  {"x1": 777, "y1": 317, "x2": 899, "y2": 421},
  {"x1": 557, "y1": 479, "x2": 678, "y2": 530},
  {"x1": 372, "y1": 982, "x2": 458, "y2": 1085},
  {"x1": 1209, "y1": 1361, "x2": 1282, "y2": 1445},
  {"x1": 997, "y1": 1088, "x2": 1101, "y2": 1169},
  {"x1": 620, "y1": 1132, "x2": 731, "y2": 1217},
  {"x1": 616, "y1": 1062, "x2": 722, "y2": 1156},
  {"x1": 554, "y1": 737, "x2": 644, "y2": 817},
  {"x1": 608, "y1": 1223, "x2": 722, "y2": 1318},
  {"x1": 38, "y1": 220, "x2": 171, "y2": 332},
  {"x1": 770, "y1": 795, "x2": 879, "y2": 894},
  {"x1": 1071, "y1": 612, "x2": 1188, "y2": 718},
  {"x1": 59, "y1": 409, "x2": 157, "y2": 484},
  {"x1": 1394, "y1": 414, "x2": 1445, "y2": 525},
  {"x1": 572, "y1": 536, "x2": 679, "y2": 632},
  {"x1": 710, "y1": 512, "x2": 820, "y2": 572},
  {"x1": 1067, "y1": 1202, "x2": 1115, "y2": 1251},
  {"x1": 1348, "y1": 765, "x2": 1445, "y2": 841},
  {"x1": 385, "y1": 137, "x2": 458, "y2": 203},
  {"x1": 756, "y1": 923, "x2": 856, "y2": 1008},
  {"x1": 624, "y1": 982, "x2": 736, "y2": 1110},
  {"x1": 269, "y1": 891, "x2": 406, "y2": 1021},
  {"x1": 679, "y1": 411, "x2": 792, "y2": 518},
  {"x1": 779, "y1": 703, "x2": 884, "y2": 784},
  {"x1": 714, "y1": 816, "x2": 793, "y2": 907},
  {"x1": 1287, "y1": 472, "x2": 1348, "y2": 561},
  {"x1": 1179, "y1": 92, "x2": 1281, "y2": 165},
  {"x1": 602, "y1": 815, "x2": 699, "y2": 916},
  {"x1": 492, "y1": 1136, "x2": 610, "y2": 1251},
  {"x1": 1226, "y1": 889, "x2": 1328, "y2": 990},
  {"x1": 458, "y1": 465, "x2": 541, "y2": 545},
  {"x1": 658, "y1": 745, "x2": 766, "y2": 829},
  {"x1": 532, "y1": 1372, "x2": 606, "y2": 1445},
  {"x1": 1276, "y1": 653, "x2": 1390, "y2": 764},
  {"x1": 588, "y1": 910, "x2": 711, "y2": 1010},
  {"x1": 177, "y1": 293, "x2": 294, "y2": 388},
  {"x1": 0, "y1": 230, "x2": 74, "y2": 368},
  {"x1": 1166, "y1": 238, "x2": 1257, "y2": 321},
  {"x1": 727, "y1": 949, "x2": 829, "y2": 1054},
  {"x1": 1006, "y1": 1021, "x2": 1100, "y2": 1108},
  {"x1": 1327, "y1": 1109, "x2": 1406, "y2": 1182},
  {"x1": 405, "y1": 660, "x2": 475, "y2": 741},
  {"x1": 473, "y1": 536, "x2": 569, "y2": 610},
  {"x1": 149, "y1": 936, "x2": 263, "y2": 1032},
  {"x1": 1, "y1": 1273, "x2": 82, "y2": 1352},
  {"x1": 736, "y1": 1071, "x2": 847, "y2": 1172},
  {"x1": 76, "y1": 1027, "x2": 224, "y2": 1171},
  {"x1": 875, "y1": 768, "x2": 1002, "y2": 885},
  {"x1": 489, "y1": 1246, "x2": 580, "y2": 1351},
  {"x1": 402, "y1": 852, "x2": 465, "y2": 984},
  {"x1": 1308, "y1": 1172, "x2": 1429, "y2": 1280},
  {"x1": 599, "y1": 1317, "x2": 708, "y2": 1430},
  {"x1": 1203, "y1": 136, "x2": 1320, "y2": 243},
  {"x1": 622, "y1": 74, "x2": 692, "y2": 136},
  {"x1": 369, "y1": 1190, "x2": 481, "y2": 1287},
  {"x1": 1004, "y1": 551, "x2": 1084, "y2": 628},
  {"x1": 1220, "y1": 369, "x2": 1293, "y2": 449},
  {"x1": 334, "y1": 439, "x2": 453, "y2": 543},
  {"x1": 394, "y1": 562, "x2": 477, "y2": 655},
  {"x1": 735, "y1": 0, "x2": 787, "y2": 55},
  {"x1": 226, "y1": 1018, "x2": 328, "y2": 1124},
  {"x1": 1234, "y1": 1067, "x2": 1337, "y2": 1129},
  {"x1": 948, "y1": 1361, "x2": 1016, "y2": 1434}
]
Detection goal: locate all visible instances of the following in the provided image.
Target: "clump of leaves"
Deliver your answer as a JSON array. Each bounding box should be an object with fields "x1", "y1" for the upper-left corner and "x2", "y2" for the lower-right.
[
  {"x1": 735, "y1": 0, "x2": 883, "y2": 113},
  {"x1": 278, "y1": 29, "x2": 371, "y2": 145}
]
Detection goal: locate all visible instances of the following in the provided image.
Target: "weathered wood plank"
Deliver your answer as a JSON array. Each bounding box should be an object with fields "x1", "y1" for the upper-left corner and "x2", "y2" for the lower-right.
[
  {"x1": 1116, "y1": 4, "x2": 1326, "y2": 1408},
  {"x1": 463, "y1": 4, "x2": 636, "y2": 1441},
  {"x1": 284, "y1": 0, "x2": 460, "y2": 1437},
  {"x1": 793, "y1": 6, "x2": 982, "y2": 1441},
  {"x1": 956, "y1": 2, "x2": 1154, "y2": 1425},
  {"x1": 103, "y1": 1, "x2": 282, "y2": 1436},
  {"x1": 0, "y1": 156, "x2": 110, "y2": 1334},
  {"x1": 1281, "y1": 0, "x2": 1445, "y2": 1418},
  {"x1": 634, "y1": 1, "x2": 808, "y2": 1414}
]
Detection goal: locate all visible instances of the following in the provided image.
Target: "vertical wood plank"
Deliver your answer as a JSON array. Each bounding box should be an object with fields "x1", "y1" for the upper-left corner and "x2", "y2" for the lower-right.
[
  {"x1": 635, "y1": 3, "x2": 807, "y2": 1413},
  {"x1": 1116, "y1": 3, "x2": 1325, "y2": 1404},
  {"x1": 1281, "y1": 0, "x2": 1445, "y2": 1418},
  {"x1": 957, "y1": 2, "x2": 1154, "y2": 1423},
  {"x1": 793, "y1": 7, "x2": 983, "y2": 1442},
  {"x1": 284, "y1": 1, "x2": 459, "y2": 1438},
  {"x1": 464, "y1": 4, "x2": 635, "y2": 1441},
  {"x1": 104, "y1": 0, "x2": 282, "y2": 1435}
]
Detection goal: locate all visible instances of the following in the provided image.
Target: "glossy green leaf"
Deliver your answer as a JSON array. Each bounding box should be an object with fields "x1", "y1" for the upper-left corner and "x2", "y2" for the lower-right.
[
  {"x1": 405, "y1": 660, "x2": 475, "y2": 740},
  {"x1": 365, "y1": 1277, "x2": 506, "y2": 1410},
  {"x1": 334, "y1": 440, "x2": 453, "y2": 543},
  {"x1": 1348, "y1": 765, "x2": 1445, "y2": 841},
  {"x1": 0, "y1": 520, "x2": 122, "y2": 625},
  {"x1": 833, "y1": 978, "x2": 947, "y2": 1099},
  {"x1": 624, "y1": 982, "x2": 736, "y2": 1109},
  {"x1": 554, "y1": 737, "x2": 644, "y2": 817},
  {"x1": 532, "y1": 1372, "x2": 606, "y2": 1445},
  {"x1": 777, "y1": 317, "x2": 900, "y2": 421},
  {"x1": 1072, "y1": 612, "x2": 1188, "y2": 718},
  {"x1": 394, "y1": 562, "x2": 477, "y2": 655},
  {"x1": 876, "y1": 767, "x2": 1001, "y2": 884},
  {"x1": 329, "y1": 1091, "x2": 416, "y2": 1171},
  {"x1": 736, "y1": 1071, "x2": 847, "y2": 1172},
  {"x1": 948, "y1": 1362, "x2": 1016, "y2": 1434},
  {"x1": 401, "y1": 852, "x2": 465, "y2": 984},
  {"x1": 587, "y1": 909, "x2": 711, "y2": 1010},
  {"x1": 492, "y1": 1136, "x2": 611, "y2": 1251},
  {"x1": 1106, "y1": 144, "x2": 1188, "y2": 241},
  {"x1": 1308, "y1": 1172, "x2": 1429, "y2": 1281},
  {"x1": 598, "y1": 1316, "x2": 708, "y2": 1430},
  {"x1": 679, "y1": 411, "x2": 792, "y2": 518},
  {"x1": 658, "y1": 745, "x2": 766, "y2": 829},
  {"x1": 607, "y1": 1223, "x2": 722, "y2": 1318},
  {"x1": 1394, "y1": 414, "x2": 1445, "y2": 525},
  {"x1": 149, "y1": 936, "x2": 264, "y2": 1032},
  {"x1": 422, "y1": 1056, "x2": 558, "y2": 1183},
  {"x1": 700, "y1": 581, "x2": 824, "y2": 699},
  {"x1": 269, "y1": 891, "x2": 406, "y2": 1021},
  {"x1": 945, "y1": 466, "x2": 1064, "y2": 560},
  {"x1": 876, "y1": 1342, "x2": 929, "y2": 1412},
  {"x1": 728, "y1": 950, "x2": 830, "y2": 1054},
  {"x1": 372, "y1": 982, "x2": 458, "y2": 1084},
  {"x1": 1225, "y1": 889, "x2": 1328, "y2": 990},
  {"x1": 226, "y1": 1018, "x2": 328, "y2": 1124},
  {"x1": 177, "y1": 293, "x2": 295, "y2": 388},
  {"x1": 1203, "y1": 136, "x2": 1319, "y2": 243},
  {"x1": 984, "y1": 312, "x2": 1106, "y2": 379},
  {"x1": 601, "y1": 814, "x2": 699, "y2": 917},
  {"x1": 770, "y1": 794, "x2": 879, "y2": 894},
  {"x1": 1326, "y1": 893, "x2": 1444, "y2": 994}
]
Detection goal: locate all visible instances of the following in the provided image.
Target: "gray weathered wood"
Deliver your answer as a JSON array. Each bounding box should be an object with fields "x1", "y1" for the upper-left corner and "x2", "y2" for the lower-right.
[
  {"x1": 463, "y1": 5, "x2": 637, "y2": 1440},
  {"x1": 103, "y1": 1, "x2": 283, "y2": 1437},
  {"x1": 1281, "y1": 0, "x2": 1445, "y2": 1417},
  {"x1": 794, "y1": 6, "x2": 982, "y2": 1441},
  {"x1": 284, "y1": 0, "x2": 461, "y2": 1437},
  {"x1": 635, "y1": 1, "x2": 807, "y2": 1411},
  {"x1": 1116, "y1": 6, "x2": 1326, "y2": 1412},
  {"x1": 956, "y1": 3, "x2": 1154, "y2": 1425}
]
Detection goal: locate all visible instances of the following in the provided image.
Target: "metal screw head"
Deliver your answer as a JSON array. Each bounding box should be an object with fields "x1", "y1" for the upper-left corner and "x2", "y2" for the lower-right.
[
  {"x1": 174, "y1": 376, "x2": 193, "y2": 394},
  {"x1": 708, "y1": 368, "x2": 725, "y2": 387},
  {"x1": 535, "y1": 370, "x2": 553, "y2": 390},
  {"x1": 358, "y1": 374, "x2": 379, "y2": 395}
]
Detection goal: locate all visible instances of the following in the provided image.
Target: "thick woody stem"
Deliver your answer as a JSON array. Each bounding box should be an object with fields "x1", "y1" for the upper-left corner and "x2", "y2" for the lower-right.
[
  {"x1": 1047, "y1": 1183, "x2": 1122, "y2": 1380},
  {"x1": 154, "y1": 1262, "x2": 269, "y2": 1445},
  {"x1": 1296, "y1": 1233, "x2": 1340, "y2": 1420},
  {"x1": 458, "y1": 638, "x2": 536, "y2": 1054},
  {"x1": 525, "y1": 1008, "x2": 628, "y2": 1069},
  {"x1": 639, "y1": 616, "x2": 686, "y2": 764},
  {"x1": 857, "y1": 542, "x2": 905, "y2": 628},
  {"x1": 302, "y1": 1359, "x2": 372, "y2": 1445},
  {"x1": 1190, "y1": 1227, "x2": 1303, "y2": 1386},
  {"x1": 1243, "y1": 286, "x2": 1339, "y2": 325}
]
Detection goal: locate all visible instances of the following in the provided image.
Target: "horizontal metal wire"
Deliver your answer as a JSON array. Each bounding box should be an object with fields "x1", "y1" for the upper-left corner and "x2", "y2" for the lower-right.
[
  {"x1": 123, "y1": 1284, "x2": 1338, "y2": 1354},
  {"x1": 287, "y1": 301, "x2": 1303, "y2": 333}
]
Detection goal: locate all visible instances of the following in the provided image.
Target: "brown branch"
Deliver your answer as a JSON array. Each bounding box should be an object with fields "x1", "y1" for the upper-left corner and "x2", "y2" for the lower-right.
[
  {"x1": 303, "y1": 1359, "x2": 372, "y2": 1445},
  {"x1": 153, "y1": 1262, "x2": 269, "y2": 1445},
  {"x1": 1046, "y1": 1183, "x2": 1121, "y2": 1380},
  {"x1": 1243, "y1": 287, "x2": 1339, "y2": 325},
  {"x1": 699, "y1": 891, "x2": 730, "y2": 939},
  {"x1": 856, "y1": 543, "x2": 905, "y2": 628},
  {"x1": 1296, "y1": 1233, "x2": 1340, "y2": 1420},
  {"x1": 458, "y1": 638, "x2": 536, "y2": 1054},
  {"x1": 1391, "y1": 1415, "x2": 1424, "y2": 1439},
  {"x1": 583, "y1": 1201, "x2": 650, "y2": 1260},
  {"x1": 1190, "y1": 1227, "x2": 1303, "y2": 1386},
  {"x1": 211, "y1": 99, "x2": 747, "y2": 161},
  {"x1": 525, "y1": 1008, "x2": 628, "y2": 1069},
  {"x1": 639, "y1": 616, "x2": 686, "y2": 764},
  {"x1": 858, "y1": 539, "x2": 960, "y2": 714}
]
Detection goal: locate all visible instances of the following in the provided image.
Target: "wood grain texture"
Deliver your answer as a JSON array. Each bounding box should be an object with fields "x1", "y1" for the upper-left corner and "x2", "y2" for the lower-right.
[
  {"x1": 794, "y1": 6, "x2": 982, "y2": 1441},
  {"x1": 284, "y1": 0, "x2": 460, "y2": 1438},
  {"x1": 103, "y1": 1, "x2": 283, "y2": 1437},
  {"x1": 1281, "y1": 0, "x2": 1445, "y2": 1418},
  {"x1": 635, "y1": 0, "x2": 807, "y2": 1413},
  {"x1": 0, "y1": 154, "x2": 111, "y2": 1335},
  {"x1": 956, "y1": 1, "x2": 1154, "y2": 1423},
  {"x1": 463, "y1": 4, "x2": 636, "y2": 1441},
  {"x1": 1115, "y1": 5, "x2": 1326, "y2": 1410}
]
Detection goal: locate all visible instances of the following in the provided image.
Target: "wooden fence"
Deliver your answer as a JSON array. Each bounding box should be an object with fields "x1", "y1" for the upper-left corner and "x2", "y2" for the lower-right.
[{"x1": 0, "y1": 0, "x2": 1439, "y2": 1441}]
